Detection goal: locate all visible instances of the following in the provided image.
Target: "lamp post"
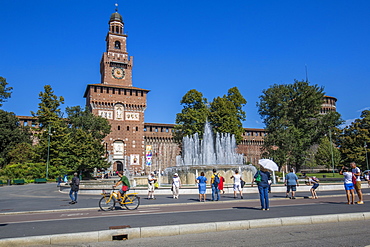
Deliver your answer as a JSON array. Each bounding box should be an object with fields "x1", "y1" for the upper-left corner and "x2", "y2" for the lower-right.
[
  {"x1": 46, "y1": 125, "x2": 51, "y2": 179},
  {"x1": 365, "y1": 141, "x2": 369, "y2": 171},
  {"x1": 328, "y1": 128, "x2": 335, "y2": 177}
]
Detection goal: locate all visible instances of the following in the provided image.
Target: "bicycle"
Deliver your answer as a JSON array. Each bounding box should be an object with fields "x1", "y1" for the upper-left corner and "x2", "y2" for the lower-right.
[{"x1": 99, "y1": 187, "x2": 140, "y2": 211}]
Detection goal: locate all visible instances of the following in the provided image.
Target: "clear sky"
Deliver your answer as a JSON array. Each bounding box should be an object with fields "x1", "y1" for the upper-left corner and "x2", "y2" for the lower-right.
[{"x1": 1, "y1": 0, "x2": 370, "y2": 129}]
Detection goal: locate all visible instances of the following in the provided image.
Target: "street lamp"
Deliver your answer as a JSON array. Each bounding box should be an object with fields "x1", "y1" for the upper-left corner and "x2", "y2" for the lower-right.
[
  {"x1": 328, "y1": 128, "x2": 335, "y2": 177},
  {"x1": 365, "y1": 141, "x2": 369, "y2": 171},
  {"x1": 46, "y1": 125, "x2": 51, "y2": 179}
]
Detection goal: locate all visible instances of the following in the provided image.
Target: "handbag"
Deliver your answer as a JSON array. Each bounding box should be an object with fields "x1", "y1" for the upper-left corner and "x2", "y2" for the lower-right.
[{"x1": 154, "y1": 181, "x2": 159, "y2": 189}]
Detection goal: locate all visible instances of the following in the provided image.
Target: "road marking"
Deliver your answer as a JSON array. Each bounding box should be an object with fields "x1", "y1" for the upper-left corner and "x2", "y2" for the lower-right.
[{"x1": 60, "y1": 213, "x2": 89, "y2": 217}]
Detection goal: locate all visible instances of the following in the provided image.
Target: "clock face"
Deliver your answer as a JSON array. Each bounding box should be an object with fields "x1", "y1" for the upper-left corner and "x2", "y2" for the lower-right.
[{"x1": 112, "y1": 67, "x2": 125, "y2": 79}]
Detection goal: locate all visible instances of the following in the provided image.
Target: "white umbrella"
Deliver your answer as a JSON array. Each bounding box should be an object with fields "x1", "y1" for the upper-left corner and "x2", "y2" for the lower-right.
[{"x1": 258, "y1": 159, "x2": 279, "y2": 171}]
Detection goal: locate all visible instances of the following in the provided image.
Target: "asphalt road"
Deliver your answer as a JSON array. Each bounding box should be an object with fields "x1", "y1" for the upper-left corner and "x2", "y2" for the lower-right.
[
  {"x1": 0, "y1": 183, "x2": 369, "y2": 240},
  {"x1": 32, "y1": 219, "x2": 370, "y2": 247}
]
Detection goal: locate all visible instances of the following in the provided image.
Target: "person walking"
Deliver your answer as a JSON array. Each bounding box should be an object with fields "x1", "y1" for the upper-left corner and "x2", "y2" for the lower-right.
[
  {"x1": 147, "y1": 172, "x2": 157, "y2": 200},
  {"x1": 285, "y1": 168, "x2": 299, "y2": 199},
  {"x1": 339, "y1": 166, "x2": 355, "y2": 204},
  {"x1": 196, "y1": 172, "x2": 207, "y2": 202},
  {"x1": 172, "y1": 173, "x2": 181, "y2": 199},
  {"x1": 69, "y1": 172, "x2": 80, "y2": 204},
  {"x1": 218, "y1": 175, "x2": 225, "y2": 194},
  {"x1": 211, "y1": 169, "x2": 220, "y2": 201},
  {"x1": 309, "y1": 176, "x2": 320, "y2": 199},
  {"x1": 350, "y1": 162, "x2": 364, "y2": 204},
  {"x1": 252, "y1": 167, "x2": 271, "y2": 210},
  {"x1": 231, "y1": 170, "x2": 243, "y2": 199}
]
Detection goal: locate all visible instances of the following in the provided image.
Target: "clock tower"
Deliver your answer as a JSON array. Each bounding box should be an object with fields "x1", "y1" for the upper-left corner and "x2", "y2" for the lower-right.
[
  {"x1": 84, "y1": 7, "x2": 149, "y2": 173},
  {"x1": 100, "y1": 10, "x2": 133, "y2": 86}
]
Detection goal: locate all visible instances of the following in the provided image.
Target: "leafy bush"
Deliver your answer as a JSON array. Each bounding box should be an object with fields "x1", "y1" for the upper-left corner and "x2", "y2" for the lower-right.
[{"x1": 0, "y1": 163, "x2": 73, "y2": 180}]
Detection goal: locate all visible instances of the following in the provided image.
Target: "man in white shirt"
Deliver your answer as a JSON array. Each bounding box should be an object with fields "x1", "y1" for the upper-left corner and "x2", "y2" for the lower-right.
[
  {"x1": 231, "y1": 170, "x2": 243, "y2": 199},
  {"x1": 350, "y1": 162, "x2": 364, "y2": 204}
]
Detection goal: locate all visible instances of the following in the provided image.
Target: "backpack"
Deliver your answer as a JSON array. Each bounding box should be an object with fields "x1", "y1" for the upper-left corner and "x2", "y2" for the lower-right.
[
  {"x1": 255, "y1": 171, "x2": 262, "y2": 183},
  {"x1": 213, "y1": 174, "x2": 220, "y2": 186}
]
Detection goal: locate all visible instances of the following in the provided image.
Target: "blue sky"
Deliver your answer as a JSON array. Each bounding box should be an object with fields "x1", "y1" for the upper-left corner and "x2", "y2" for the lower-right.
[{"x1": 1, "y1": 0, "x2": 370, "y2": 129}]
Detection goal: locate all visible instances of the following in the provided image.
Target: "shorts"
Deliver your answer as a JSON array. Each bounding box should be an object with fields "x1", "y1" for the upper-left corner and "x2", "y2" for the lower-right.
[
  {"x1": 148, "y1": 183, "x2": 154, "y2": 192},
  {"x1": 354, "y1": 181, "x2": 362, "y2": 191},
  {"x1": 119, "y1": 186, "x2": 129, "y2": 194},
  {"x1": 233, "y1": 184, "x2": 242, "y2": 192},
  {"x1": 286, "y1": 185, "x2": 297, "y2": 192},
  {"x1": 344, "y1": 183, "x2": 354, "y2": 191},
  {"x1": 311, "y1": 183, "x2": 319, "y2": 190}
]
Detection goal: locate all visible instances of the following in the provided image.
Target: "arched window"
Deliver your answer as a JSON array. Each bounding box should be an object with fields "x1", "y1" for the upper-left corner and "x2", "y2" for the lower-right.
[{"x1": 114, "y1": 41, "x2": 121, "y2": 49}]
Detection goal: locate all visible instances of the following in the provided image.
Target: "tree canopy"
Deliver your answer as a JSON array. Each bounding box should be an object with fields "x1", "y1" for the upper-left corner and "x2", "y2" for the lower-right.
[
  {"x1": 174, "y1": 87, "x2": 247, "y2": 144},
  {"x1": 174, "y1": 89, "x2": 209, "y2": 142},
  {"x1": 338, "y1": 110, "x2": 370, "y2": 169},
  {"x1": 0, "y1": 110, "x2": 32, "y2": 168},
  {"x1": 257, "y1": 80, "x2": 342, "y2": 171},
  {"x1": 0, "y1": 76, "x2": 13, "y2": 107}
]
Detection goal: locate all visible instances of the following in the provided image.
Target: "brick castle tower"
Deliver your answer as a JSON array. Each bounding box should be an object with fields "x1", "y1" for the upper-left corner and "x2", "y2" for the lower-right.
[{"x1": 84, "y1": 7, "x2": 149, "y2": 173}]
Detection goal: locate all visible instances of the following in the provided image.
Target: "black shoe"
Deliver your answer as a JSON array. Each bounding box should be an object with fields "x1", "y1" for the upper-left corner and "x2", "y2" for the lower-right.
[
  {"x1": 73, "y1": 201, "x2": 77, "y2": 204},
  {"x1": 241, "y1": 196, "x2": 243, "y2": 199},
  {"x1": 286, "y1": 195, "x2": 289, "y2": 198},
  {"x1": 292, "y1": 197, "x2": 296, "y2": 199},
  {"x1": 69, "y1": 201, "x2": 75, "y2": 204}
]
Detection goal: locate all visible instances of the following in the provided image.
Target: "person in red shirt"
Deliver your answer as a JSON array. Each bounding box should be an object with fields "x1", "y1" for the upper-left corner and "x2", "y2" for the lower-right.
[{"x1": 218, "y1": 175, "x2": 225, "y2": 194}]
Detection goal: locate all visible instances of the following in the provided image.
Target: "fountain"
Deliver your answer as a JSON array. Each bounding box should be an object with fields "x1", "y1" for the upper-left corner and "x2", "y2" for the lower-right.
[{"x1": 163, "y1": 122, "x2": 256, "y2": 185}]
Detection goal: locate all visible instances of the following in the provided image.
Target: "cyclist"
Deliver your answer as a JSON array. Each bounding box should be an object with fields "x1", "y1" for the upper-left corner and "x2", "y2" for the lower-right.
[{"x1": 113, "y1": 171, "x2": 130, "y2": 201}]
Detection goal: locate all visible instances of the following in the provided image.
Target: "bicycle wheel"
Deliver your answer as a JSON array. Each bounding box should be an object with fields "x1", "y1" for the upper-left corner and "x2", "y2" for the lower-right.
[
  {"x1": 99, "y1": 196, "x2": 116, "y2": 211},
  {"x1": 123, "y1": 194, "x2": 140, "y2": 210}
]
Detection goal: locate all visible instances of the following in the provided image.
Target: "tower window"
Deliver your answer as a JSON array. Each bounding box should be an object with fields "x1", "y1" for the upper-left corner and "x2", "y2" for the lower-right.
[
  {"x1": 114, "y1": 41, "x2": 121, "y2": 49},
  {"x1": 116, "y1": 26, "x2": 119, "y2": 33},
  {"x1": 127, "y1": 126, "x2": 130, "y2": 131},
  {"x1": 136, "y1": 127, "x2": 138, "y2": 131},
  {"x1": 118, "y1": 126, "x2": 121, "y2": 130}
]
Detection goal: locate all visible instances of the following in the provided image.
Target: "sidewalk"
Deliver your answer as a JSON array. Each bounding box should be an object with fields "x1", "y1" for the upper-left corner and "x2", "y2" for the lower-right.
[{"x1": 0, "y1": 183, "x2": 369, "y2": 246}]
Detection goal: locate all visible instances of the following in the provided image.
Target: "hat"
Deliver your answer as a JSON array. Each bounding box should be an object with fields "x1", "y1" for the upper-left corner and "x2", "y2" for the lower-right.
[
  {"x1": 174, "y1": 173, "x2": 178, "y2": 176},
  {"x1": 150, "y1": 171, "x2": 154, "y2": 175}
]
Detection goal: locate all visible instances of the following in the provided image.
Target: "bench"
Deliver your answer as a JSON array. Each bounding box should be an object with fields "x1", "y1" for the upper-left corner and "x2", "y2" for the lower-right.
[
  {"x1": 34, "y1": 178, "x2": 47, "y2": 183},
  {"x1": 0, "y1": 180, "x2": 3, "y2": 186},
  {"x1": 13, "y1": 179, "x2": 25, "y2": 185}
]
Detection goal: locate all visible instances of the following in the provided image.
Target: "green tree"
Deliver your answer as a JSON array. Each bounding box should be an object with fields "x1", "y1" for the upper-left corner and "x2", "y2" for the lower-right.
[
  {"x1": 7, "y1": 142, "x2": 37, "y2": 165},
  {"x1": 174, "y1": 89, "x2": 209, "y2": 142},
  {"x1": 31, "y1": 85, "x2": 69, "y2": 170},
  {"x1": 0, "y1": 76, "x2": 13, "y2": 107},
  {"x1": 257, "y1": 80, "x2": 342, "y2": 171},
  {"x1": 209, "y1": 87, "x2": 247, "y2": 143},
  {"x1": 0, "y1": 110, "x2": 32, "y2": 168},
  {"x1": 65, "y1": 106, "x2": 111, "y2": 173},
  {"x1": 338, "y1": 110, "x2": 370, "y2": 169},
  {"x1": 315, "y1": 136, "x2": 341, "y2": 170}
]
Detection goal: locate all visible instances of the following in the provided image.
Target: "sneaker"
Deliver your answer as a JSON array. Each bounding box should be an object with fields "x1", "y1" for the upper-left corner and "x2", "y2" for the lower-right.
[
  {"x1": 241, "y1": 196, "x2": 243, "y2": 199},
  {"x1": 69, "y1": 201, "x2": 75, "y2": 204},
  {"x1": 292, "y1": 197, "x2": 296, "y2": 199},
  {"x1": 357, "y1": 201, "x2": 364, "y2": 204},
  {"x1": 266, "y1": 208, "x2": 270, "y2": 211}
]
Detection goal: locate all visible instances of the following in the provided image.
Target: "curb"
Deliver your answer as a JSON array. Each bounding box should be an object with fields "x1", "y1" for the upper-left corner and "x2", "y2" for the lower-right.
[{"x1": 1, "y1": 212, "x2": 369, "y2": 246}]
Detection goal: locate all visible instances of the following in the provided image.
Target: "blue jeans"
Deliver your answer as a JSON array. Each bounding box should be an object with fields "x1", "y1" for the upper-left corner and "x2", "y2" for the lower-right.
[
  {"x1": 69, "y1": 189, "x2": 78, "y2": 202},
  {"x1": 211, "y1": 184, "x2": 220, "y2": 201},
  {"x1": 258, "y1": 186, "x2": 269, "y2": 209}
]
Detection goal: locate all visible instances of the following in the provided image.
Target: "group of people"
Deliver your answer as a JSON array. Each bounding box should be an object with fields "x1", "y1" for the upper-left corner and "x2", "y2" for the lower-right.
[
  {"x1": 195, "y1": 169, "x2": 245, "y2": 202},
  {"x1": 339, "y1": 162, "x2": 365, "y2": 204}
]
